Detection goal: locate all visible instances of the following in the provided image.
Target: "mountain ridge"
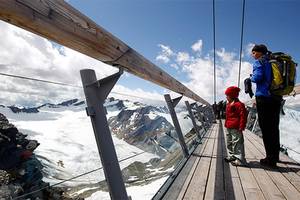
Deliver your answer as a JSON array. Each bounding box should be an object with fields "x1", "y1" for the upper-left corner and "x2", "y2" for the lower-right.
[{"x1": 0, "y1": 97, "x2": 195, "y2": 199}]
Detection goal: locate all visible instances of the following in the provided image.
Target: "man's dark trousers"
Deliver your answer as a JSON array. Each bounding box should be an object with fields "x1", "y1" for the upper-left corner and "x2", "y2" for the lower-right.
[{"x1": 256, "y1": 95, "x2": 282, "y2": 162}]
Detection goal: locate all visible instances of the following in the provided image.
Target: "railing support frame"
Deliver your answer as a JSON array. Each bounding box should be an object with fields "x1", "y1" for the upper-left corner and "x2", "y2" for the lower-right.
[
  {"x1": 194, "y1": 104, "x2": 207, "y2": 131},
  {"x1": 185, "y1": 101, "x2": 202, "y2": 140},
  {"x1": 164, "y1": 94, "x2": 189, "y2": 157},
  {"x1": 80, "y1": 68, "x2": 129, "y2": 200}
]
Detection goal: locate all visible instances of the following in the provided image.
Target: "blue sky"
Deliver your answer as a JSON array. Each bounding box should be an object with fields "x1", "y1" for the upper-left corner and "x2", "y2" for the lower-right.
[
  {"x1": 67, "y1": 0, "x2": 300, "y2": 98},
  {"x1": 0, "y1": 0, "x2": 300, "y2": 106}
]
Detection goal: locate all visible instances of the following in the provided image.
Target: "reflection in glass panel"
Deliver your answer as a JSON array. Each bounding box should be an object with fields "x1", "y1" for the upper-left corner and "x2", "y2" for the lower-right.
[
  {"x1": 0, "y1": 90, "x2": 109, "y2": 199},
  {"x1": 105, "y1": 93, "x2": 184, "y2": 199},
  {"x1": 246, "y1": 104, "x2": 300, "y2": 164},
  {"x1": 0, "y1": 73, "x2": 215, "y2": 200},
  {"x1": 0, "y1": 81, "x2": 201, "y2": 199}
]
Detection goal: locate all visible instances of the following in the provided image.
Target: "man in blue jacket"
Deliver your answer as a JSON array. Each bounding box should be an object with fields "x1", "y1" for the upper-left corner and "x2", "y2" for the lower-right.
[{"x1": 251, "y1": 44, "x2": 282, "y2": 168}]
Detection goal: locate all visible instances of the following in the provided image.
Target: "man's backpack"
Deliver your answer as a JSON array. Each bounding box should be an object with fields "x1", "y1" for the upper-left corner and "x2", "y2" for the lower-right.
[{"x1": 259, "y1": 52, "x2": 297, "y2": 96}]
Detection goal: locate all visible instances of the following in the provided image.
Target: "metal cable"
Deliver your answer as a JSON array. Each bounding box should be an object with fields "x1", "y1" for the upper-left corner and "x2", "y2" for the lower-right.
[
  {"x1": 0, "y1": 72, "x2": 81, "y2": 88},
  {"x1": 213, "y1": 0, "x2": 216, "y2": 103},
  {"x1": 238, "y1": 0, "x2": 246, "y2": 87},
  {"x1": 12, "y1": 148, "x2": 154, "y2": 200},
  {"x1": 0, "y1": 72, "x2": 166, "y2": 103}
]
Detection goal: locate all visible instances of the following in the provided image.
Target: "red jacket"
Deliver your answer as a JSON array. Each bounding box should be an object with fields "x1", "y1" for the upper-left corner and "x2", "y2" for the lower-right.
[{"x1": 224, "y1": 99, "x2": 247, "y2": 131}]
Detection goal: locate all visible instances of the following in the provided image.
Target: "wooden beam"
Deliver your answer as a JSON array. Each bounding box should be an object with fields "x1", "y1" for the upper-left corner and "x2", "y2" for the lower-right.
[{"x1": 0, "y1": 0, "x2": 211, "y2": 106}]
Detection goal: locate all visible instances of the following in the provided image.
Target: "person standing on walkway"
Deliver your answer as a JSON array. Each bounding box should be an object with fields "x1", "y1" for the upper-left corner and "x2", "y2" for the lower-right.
[
  {"x1": 224, "y1": 86, "x2": 248, "y2": 166},
  {"x1": 250, "y1": 44, "x2": 282, "y2": 168}
]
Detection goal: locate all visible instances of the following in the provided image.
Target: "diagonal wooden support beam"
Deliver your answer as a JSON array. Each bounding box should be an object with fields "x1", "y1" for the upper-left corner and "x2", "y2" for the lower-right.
[{"x1": 0, "y1": 0, "x2": 211, "y2": 106}]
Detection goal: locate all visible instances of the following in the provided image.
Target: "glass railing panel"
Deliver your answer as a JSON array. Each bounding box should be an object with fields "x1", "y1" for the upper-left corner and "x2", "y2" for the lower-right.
[
  {"x1": 0, "y1": 88, "x2": 110, "y2": 199},
  {"x1": 0, "y1": 76, "x2": 210, "y2": 199},
  {"x1": 174, "y1": 104, "x2": 196, "y2": 151},
  {"x1": 245, "y1": 106, "x2": 262, "y2": 136},
  {"x1": 104, "y1": 94, "x2": 184, "y2": 199},
  {"x1": 245, "y1": 105, "x2": 300, "y2": 164},
  {"x1": 279, "y1": 106, "x2": 300, "y2": 164}
]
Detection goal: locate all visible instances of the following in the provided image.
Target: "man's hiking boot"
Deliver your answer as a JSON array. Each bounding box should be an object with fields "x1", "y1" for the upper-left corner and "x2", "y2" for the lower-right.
[{"x1": 260, "y1": 157, "x2": 277, "y2": 168}]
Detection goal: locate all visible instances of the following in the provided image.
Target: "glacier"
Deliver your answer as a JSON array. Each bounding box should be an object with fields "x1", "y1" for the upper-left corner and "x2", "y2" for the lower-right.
[
  {"x1": 0, "y1": 95, "x2": 299, "y2": 199},
  {"x1": 0, "y1": 97, "x2": 194, "y2": 199}
]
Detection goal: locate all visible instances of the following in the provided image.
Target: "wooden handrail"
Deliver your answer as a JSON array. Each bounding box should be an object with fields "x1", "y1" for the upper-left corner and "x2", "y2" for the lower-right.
[{"x1": 0, "y1": 0, "x2": 211, "y2": 106}]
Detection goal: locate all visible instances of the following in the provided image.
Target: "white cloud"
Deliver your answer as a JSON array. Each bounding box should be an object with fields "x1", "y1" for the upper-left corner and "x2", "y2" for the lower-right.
[
  {"x1": 156, "y1": 55, "x2": 170, "y2": 63},
  {"x1": 170, "y1": 64, "x2": 179, "y2": 70},
  {"x1": 191, "y1": 40, "x2": 203, "y2": 54},
  {"x1": 245, "y1": 42, "x2": 255, "y2": 58},
  {"x1": 156, "y1": 44, "x2": 174, "y2": 64},
  {"x1": 112, "y1": 85, "x2": 165, "y2": 106},
  {"x1": 216, "y1": 48, "x2": 237, "y2": 64},
  {"x1": 154, "y1": 40, "x2": 256, "y2": 104},
  {"x1": 0, "y1": 21, "x2": 118, "y2": 106},
  {"x1": 166, "y1": 42, "x2": 254, "y2": 103},
  {"x1": 176, "y1": 52, "x2": 192, "y2": 64},
  {"x1": 158, "y1": 44, "x2": 174, "y2": 56}
]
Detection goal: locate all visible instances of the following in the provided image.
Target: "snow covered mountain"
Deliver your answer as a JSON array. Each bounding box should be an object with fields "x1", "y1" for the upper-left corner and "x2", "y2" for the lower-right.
[
  {"x1": 1, "y1": 97, "x2": 299, "y2": 199},
  {"x1": 0, "y1": 97, "x2": 194, "y2": 199}
]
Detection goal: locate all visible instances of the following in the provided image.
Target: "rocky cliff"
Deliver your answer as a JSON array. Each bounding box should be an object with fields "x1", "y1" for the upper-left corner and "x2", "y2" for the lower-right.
[{"x1": 0, "y1": 113, "x2": 82, "y2": 199}]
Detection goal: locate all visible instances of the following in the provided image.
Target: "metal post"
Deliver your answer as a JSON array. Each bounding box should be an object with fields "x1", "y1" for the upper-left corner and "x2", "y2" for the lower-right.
[
  {"x1": 80, "y1": 68, "x2": 128, "y2": 200},
  {"x1": 164, "y1": 94, "x2": 189, "y2": 157},
  {"x1": 205, "y1": 106, "x2": 213, "y2": 124},
  {"x1": 185, "y1": 101, "x2": 201, "y2": 140},
  {"x1": 246, "y1": 107, "x2": 252, "y2": 128},
  {"x1": 206, "y1": 107, "x2": 213, "y2": 124},
  {"x1": 252, "y1": 113, "x2": 259, "y2": 132},
  {"x1": 210, "y1": 107, "x2": 214, "y2": 122},
  {"x1": 194, "y1": 104, "x2": 207, "y2": 131},
  {"x1": 203, "y1": 106, "x2": 211, "y2": 124}
]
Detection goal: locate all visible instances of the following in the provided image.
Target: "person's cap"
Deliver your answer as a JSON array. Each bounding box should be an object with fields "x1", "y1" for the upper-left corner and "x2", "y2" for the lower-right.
[
  {"x1": 252, "y1": 44, "x2": 268, "y2": 54},
  {"x1": 225, "y1": 86, "x2": 240, "y2": 99}
]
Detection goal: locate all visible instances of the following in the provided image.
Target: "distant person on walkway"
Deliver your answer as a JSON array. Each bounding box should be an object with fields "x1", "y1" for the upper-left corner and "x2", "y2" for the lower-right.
[
  {"x1": 216, "y1": 101, "x2": 221, "y2": 119},
  {"x1": 222, "y1": 100, "x2": 227, "y2": 119},
  {"x1": 212, "y1": 101, "x2": 217, "y2": 119},
  {"x1": 217, "y1": 100, "x2": 224, "y2": 119},
  {"x1": 224, "y1": 86, "x2": 248, "y2": 166},
  {"x1": 250, "y1": 44, "x2": 282, "y2": 168}
]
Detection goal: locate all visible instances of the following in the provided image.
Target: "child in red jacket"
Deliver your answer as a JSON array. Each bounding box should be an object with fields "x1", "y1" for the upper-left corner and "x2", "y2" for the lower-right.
[{"x1": 224, "y1": 86, "x2": 248, "y2": 166}]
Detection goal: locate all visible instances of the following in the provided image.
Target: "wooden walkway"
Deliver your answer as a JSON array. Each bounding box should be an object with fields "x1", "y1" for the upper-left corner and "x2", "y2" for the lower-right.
[{"x1": 162, "y1": 120, "x2": 300, "y2": 199}]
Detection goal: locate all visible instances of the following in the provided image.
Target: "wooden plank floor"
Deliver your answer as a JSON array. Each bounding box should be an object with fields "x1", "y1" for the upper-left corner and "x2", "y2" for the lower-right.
[{"x1": 162, "y1": 120, "x2": 300, "y2": 199}]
